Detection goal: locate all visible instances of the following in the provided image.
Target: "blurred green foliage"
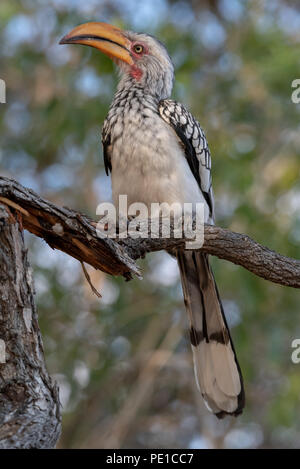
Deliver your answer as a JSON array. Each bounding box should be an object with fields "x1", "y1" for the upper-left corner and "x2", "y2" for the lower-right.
[{"x1": 0, "y1": 0, "x2": 300, "y2": 449}]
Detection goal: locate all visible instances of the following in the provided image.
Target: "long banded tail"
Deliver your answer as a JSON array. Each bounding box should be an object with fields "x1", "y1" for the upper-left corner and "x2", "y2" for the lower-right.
[{"x1": 177, "y1": 251, "x2": 245, "y2": 418}]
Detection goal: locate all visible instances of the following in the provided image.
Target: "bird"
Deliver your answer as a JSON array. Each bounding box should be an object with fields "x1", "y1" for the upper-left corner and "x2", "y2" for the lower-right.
[{"x1": 60, "y1": 22, "x2": 245, "y2": 418}]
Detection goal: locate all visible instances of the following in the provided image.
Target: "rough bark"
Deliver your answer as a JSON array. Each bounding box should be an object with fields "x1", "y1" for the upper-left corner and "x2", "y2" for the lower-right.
[
  {"x1": 0, "y1": 203, "x2": 61, "y2": 449},
  {"x1": 0, "y1": 176, "x2": 299, "y2": 289}
]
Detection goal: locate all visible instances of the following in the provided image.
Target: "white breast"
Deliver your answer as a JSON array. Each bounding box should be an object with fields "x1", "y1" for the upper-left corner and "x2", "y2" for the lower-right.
[{"x1": 110, "y1": 108, "x2": 210, "y2": 221}]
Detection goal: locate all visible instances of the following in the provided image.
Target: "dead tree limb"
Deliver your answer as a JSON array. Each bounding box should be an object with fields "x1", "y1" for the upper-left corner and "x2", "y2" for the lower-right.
[
  {"x1": 0, "y1": 176, "x2": 299, "y2": 288},
  {"x1": 0, "y1": 202, "x2": 61, "y2": 449},
  {"x1": 0, "y1": 177, "x2": 141, "y2": 280}
]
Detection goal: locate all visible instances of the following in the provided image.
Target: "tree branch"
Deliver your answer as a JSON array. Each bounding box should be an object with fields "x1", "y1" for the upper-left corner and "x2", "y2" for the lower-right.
[
  {"x1": 0, "y1": 177, "x2": 141, "y2": 281},
  {"x1": 124, "y1": 221, "x2": 300, "y2": 288},
  {"x1": 0, "y1": 176, "x2": 299, "y2": 289}
]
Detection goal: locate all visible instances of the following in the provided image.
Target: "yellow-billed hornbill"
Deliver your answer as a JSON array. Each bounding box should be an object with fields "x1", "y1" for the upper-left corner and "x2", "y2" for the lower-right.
[{"x1": 60, "y1": 22, "x2": 245, "y2": 418}]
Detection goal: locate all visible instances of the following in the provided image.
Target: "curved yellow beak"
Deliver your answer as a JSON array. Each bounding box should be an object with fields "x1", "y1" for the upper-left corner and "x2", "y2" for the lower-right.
[{"x1": 59, "y1": 22, "x2": 133, "y2": 65}]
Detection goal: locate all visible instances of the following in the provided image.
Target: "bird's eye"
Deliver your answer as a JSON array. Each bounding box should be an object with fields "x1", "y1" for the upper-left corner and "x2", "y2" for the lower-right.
[{"x1": 133, "y1": 44, "x2": 144, "y2": 54}]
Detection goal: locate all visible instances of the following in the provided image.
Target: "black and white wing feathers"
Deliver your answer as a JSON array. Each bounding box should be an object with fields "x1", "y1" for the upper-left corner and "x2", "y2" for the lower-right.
[{"x1": 159, "y1": 99, "x2": 214, "y2": 221}]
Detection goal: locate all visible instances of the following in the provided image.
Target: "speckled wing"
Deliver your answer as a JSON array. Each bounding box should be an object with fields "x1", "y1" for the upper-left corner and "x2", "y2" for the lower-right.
[{"x1": 159, "y1": 99, "x2": 214, "y2": 221}]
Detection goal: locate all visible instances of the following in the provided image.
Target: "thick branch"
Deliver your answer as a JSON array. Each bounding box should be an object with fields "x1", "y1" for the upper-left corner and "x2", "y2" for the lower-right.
[
  {"x1": 0, "y1": 203, "x2": 61, "y2": 448},
  {"x1": 0, "y1": 176, "x2": 299, "y2": 289},
  {"x1": 0, "y1": 177, "x2": 140, "y2": 280}
]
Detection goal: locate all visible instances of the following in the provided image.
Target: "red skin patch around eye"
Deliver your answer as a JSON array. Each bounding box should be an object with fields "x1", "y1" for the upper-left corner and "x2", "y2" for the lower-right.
[{"x1": 130, "y1": 65, "x2": 143, "y2": 80}]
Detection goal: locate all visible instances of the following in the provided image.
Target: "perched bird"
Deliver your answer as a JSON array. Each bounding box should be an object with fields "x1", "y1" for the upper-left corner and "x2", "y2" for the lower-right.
[{"x1": 60, "y1": 22, "x2": 245, "y2": 418}]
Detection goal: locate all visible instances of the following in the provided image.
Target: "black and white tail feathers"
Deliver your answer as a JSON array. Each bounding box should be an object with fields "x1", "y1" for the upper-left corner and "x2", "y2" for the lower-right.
[{"x1": 177, "y1": 251, "x2": 245, "y2": 418}]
